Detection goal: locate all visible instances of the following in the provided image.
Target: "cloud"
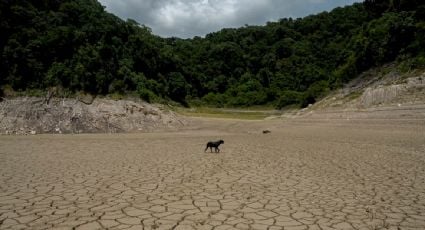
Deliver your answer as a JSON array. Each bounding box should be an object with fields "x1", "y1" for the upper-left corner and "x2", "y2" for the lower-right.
[{"x1": 98, "y1": 0, "x2": 362, "y2": 38}]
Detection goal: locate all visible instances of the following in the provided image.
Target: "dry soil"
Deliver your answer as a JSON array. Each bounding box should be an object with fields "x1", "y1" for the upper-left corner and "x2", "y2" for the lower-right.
[{"x1": 0, "y1": 117, "x2": 424, "y2": 230}]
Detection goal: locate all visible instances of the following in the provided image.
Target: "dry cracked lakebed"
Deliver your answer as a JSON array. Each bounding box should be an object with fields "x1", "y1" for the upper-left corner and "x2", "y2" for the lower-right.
[{"x1": 0, "y1": 118, "x2": 424, "y2": 230}]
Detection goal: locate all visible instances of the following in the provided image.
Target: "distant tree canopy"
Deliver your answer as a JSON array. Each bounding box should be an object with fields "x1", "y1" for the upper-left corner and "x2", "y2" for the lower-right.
[{"x1": 1, "y1": 0, "x2": 425, "y2": 108}]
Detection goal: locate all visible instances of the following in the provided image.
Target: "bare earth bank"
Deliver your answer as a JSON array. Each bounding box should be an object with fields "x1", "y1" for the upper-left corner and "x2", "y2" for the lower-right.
[{"x1": 0, "y1": 117, "x2": 424, "y2": 230}]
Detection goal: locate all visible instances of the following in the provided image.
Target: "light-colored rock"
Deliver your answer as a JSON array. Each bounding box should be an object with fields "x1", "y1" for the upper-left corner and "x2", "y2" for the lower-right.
[{"x1": 0, "y1": 97, "x2": 186, "y2": 134}]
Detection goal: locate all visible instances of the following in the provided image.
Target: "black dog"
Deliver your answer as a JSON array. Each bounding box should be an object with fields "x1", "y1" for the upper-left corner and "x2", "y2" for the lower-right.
[{"x1": 205, "y1": 140, "x2": 224, "y2": 153}]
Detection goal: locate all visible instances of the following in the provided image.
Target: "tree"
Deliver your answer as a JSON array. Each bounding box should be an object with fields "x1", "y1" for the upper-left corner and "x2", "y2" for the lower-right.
[
  {"x1": 1, "y1": 0, "x2": 424, "y2": 108},
  {"x1": 276, "y1": 90, "x2": 302, "y2": 109},
  {"x1": 167, "y1": 72, "x2": 189, "y2": 104}
]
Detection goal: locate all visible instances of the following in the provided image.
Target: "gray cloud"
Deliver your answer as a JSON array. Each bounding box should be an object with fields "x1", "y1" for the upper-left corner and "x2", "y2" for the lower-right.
[{"x1": 98, "y1": 0, "x2": 362, "y2": 38}]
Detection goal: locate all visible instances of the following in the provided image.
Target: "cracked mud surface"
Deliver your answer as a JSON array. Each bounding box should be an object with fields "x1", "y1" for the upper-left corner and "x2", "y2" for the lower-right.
[{"x1": 1, "y1": 118, "x2": 424, "y2": 230}]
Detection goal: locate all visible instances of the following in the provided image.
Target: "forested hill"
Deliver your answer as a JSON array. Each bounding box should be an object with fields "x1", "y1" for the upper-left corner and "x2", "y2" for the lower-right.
[{"x1": 1, "y1": 0, "x2": 425, "y2": 108}]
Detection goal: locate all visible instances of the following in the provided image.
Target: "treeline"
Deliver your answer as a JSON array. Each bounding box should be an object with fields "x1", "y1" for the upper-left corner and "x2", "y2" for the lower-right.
[{"x1": 1, "y1": 0, "x2": 425, "y2": 108}]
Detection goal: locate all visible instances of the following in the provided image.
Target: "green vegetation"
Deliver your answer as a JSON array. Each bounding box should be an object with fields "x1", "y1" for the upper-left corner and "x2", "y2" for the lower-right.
[
  {"x1": 175, "y1": 107, "x2": 280, "y2": 120},
  {"x1": 1, "y1": 0, "x2": 425, "y2": 108}
]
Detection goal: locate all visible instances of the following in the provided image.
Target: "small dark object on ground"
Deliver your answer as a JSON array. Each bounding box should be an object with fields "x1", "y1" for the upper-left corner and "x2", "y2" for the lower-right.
[
  {"x1": 205, "y1": 140, "x2": 224, "y2": 153},
  {"x1": 263, "y1": 130, "x2": 271, "y2": 134}
]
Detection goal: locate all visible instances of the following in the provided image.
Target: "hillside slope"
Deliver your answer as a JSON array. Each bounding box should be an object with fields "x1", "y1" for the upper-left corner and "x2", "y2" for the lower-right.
[
  {"x1": 1, "y1": 0, "x2": 425, "y2": 107},
  {"x1": 294, "y1": 66, "x2": 425, "y2": 120}
]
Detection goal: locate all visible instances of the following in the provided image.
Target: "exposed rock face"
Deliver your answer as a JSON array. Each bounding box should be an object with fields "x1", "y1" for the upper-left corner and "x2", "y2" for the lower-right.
[
  {"x1": 359, "y1": 85, "x2": 407, "y2": 107},
  {"x1": 280, "y1": 70, "x2": 425, "y2": 120},
  {"x1": 0, "y1": 97, "x2": 186, "y2": 134},
  {"x1": 359, "y1": 75, "x2": 425, "y2": 107}
]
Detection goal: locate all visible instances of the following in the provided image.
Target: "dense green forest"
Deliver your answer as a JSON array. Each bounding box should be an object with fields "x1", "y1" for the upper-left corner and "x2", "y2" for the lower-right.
[{"x1": 1, "y1": 0, "x2": 425, "y2": 108}]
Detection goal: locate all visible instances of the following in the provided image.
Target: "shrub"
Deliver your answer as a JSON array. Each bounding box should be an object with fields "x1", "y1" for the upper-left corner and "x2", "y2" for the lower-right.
[
  {"x1": 300, "y1": 80, "x2": 330, "y2": 108},
  {"x1": 202, "y1": 93, "x2": 227, "y2": 107},
  {"x1": 276, "y1": 90, "x2": 302, "y2": 109}
]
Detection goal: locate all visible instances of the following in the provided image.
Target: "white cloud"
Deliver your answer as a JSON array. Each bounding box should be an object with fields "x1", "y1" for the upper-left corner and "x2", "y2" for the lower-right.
[{"x1": 98, "y1": 0, "x2": 362, "y2": 38}]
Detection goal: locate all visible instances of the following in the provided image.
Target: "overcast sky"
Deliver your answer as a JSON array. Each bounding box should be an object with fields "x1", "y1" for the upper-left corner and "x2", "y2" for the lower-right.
[{"x1": 98, "y1": 0, "x2": 362, "y2": 38}]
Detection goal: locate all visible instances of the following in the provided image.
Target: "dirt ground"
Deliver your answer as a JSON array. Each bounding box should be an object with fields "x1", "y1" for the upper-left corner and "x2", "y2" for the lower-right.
[{"x1": 0, "y1": 117, "x2": 424, "y2": 230}]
